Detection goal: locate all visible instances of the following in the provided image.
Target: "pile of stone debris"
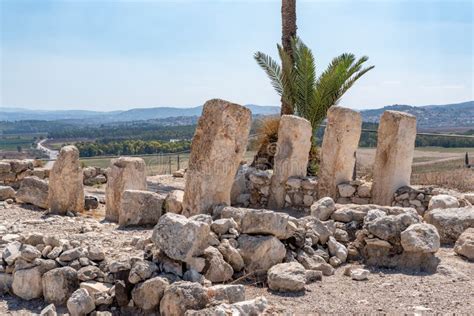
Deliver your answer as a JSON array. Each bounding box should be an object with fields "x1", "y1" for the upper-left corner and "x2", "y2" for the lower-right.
[{"x1": 2, "y1": 197, "x2": 472, "y2": 315}]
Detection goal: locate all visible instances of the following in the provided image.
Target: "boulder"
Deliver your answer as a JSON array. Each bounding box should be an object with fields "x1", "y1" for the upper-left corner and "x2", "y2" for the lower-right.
[
  {"x1": 20, "y1": 244, "x2": 42, "y2": 261},
  {"x1": 318, "y1": 107, "x2": 362, "y2": 199},
  {"x1": 311, "y1": 197, "x2": 336, "y2": 221},
  {"x1": 454, "y1": 228, "x2": 474, "y2": 260},
  {"x1": 269, "y1": 115, "x2": 312, "y2": 209},
  {"x1": 128, "y1": 260, "x2": 158, "y2": 284},
  {"x1": 15, "y1": 176, "x2": 49, "y2": 209},
  {"x1": 240, "y1": 209, "x2": 290, "y2": 239},
  {"x1": 366, "y1": 212, "x2": 420, "y2": 242},
  {"x1": 371, "y1": 111, "x2": 417, "y2": 205},
  {"x1": 304, "y1": 218, "x2": 333, "y2": 244},
  {"x1": 338, "y1": 184, "x2": 356, "y2": 198},
  {"x1": 185, "y1": 297, "x2": 268, "y2": 316},
  {"x1": 327, "y1": 236, "x2": 348, "y2": 262},
  {"x1": 211, "y1": 218, "x2": 238, "y2": 235},
  {"x1": 119, "y1": 190, "x2": 164, "y2": 226},
  {"x1": 428, "y1": 194, "x2": 459, "y2": 211},
  {"x1": 0, "y1": 185, "x2": 15, "y2": 201},
  {"x1": 67, "y1": 288, "x2": 95, "y2": 316},
  {"x1": 202, "y1": 247, "x2": 233, "y2": 283},
  {"x1": 237, "y1": 234, "x2": 286, "y2": 272},
  {"x1": 42, "y1": 267, "x2": 79, "y2": 305},
  {"x1": 351, "y1": 268, "x2": 369, "y2": 281},
  {"x1": 400, "y1": 223, "x2": 440, "y2": 253},
  {"x1": 84, "y1": 196, "x2": 99, "y2": 210},
  {"x1": 3, "y1": 241, "x2": 21, "y2": 265},
  {"x1": 87, "y1": 246, "x2": 105, "y2": 262},
  {"x1": 424, "y1": 207, "x2": 474, "y2": 244},
  {"x1": 152, "y1": 213, "x2": 210, "y2": 262},
  {"x1": 217, "y1": 239, "x2": 244, "y2": 272},
  {"x1": 131, "y1": 277, "x2": 169, "y2": 311},
  {"x1": 105, "y1": 157, "x2": 147, "y2": 222},
  {"x1": 77, "y1": 266, "x2": 104, "y2": 282},
  {"x1": 357, "y1": 182, "x2": 372, "y2": 198},
  {"x1": 182, "y1": 99, "x2": 251, "y2": 216},
  {"x1": 267, "y1": 262, "x2": 306, "y2": 292},
  {"x1": 160, "y1": 281, "x2": 210, "y2": 316},
  {"x1": 48, "y1": 146, "x2": 84, "y2": 215},
  {"x1": 0, "y1": 161, "x2": 11, "y2": 173},
  {"x1": 207, "y1": 284, "x2": 245, "y2": 304},
  {"x1": 0, "y1": 273, "x2": 13, "y2": 294},
  {"x1": 165, "y1": 189, "x2": 184, "y2": 214},
  {"x1": 39, "y1": 304, "x2": 57, "y2": 316},
  {"x1": 12, "y1": 266, "x2": 43, "y2": 300}
]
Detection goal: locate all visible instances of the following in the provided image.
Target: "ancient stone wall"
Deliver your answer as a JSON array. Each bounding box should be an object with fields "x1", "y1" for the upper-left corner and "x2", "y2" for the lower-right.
[{"x1": 0, "y1": 159, "x2": 49, "y2": 189}]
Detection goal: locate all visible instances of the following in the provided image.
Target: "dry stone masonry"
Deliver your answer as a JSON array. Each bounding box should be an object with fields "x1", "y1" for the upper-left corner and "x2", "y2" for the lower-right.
[
  {"x1": 0, "y1": 159, "x2": 48, "y2": 189},
  {"x1": 182, "y1": 99, "x2": 252, "y2": 216},
  {"x1": 318, "y1": 106, "x2": 362, "y2": 199},
  {"x1": 371, "y1": 111, "x2": 417, "y2": 205},
  {"x1": 268, "y1": 115, "x2": 312, "y2": 209}
]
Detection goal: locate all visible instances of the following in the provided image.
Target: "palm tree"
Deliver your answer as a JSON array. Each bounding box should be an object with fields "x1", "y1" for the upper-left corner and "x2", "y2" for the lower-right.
[
  {"x1": 255, "y1": 37, "x2": 374, "y2": 134},
  {"x1": 281, "y1": 0, "x2": 297, "y2": 115},
  {"x1": 254, "y1": 37, "x2": 374, "y2": 173}
]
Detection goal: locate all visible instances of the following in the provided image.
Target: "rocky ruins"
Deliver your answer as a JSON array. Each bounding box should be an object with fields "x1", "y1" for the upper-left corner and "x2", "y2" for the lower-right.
[{"x1": 0, "y1": 101, "x2": 473, "y2": 315}]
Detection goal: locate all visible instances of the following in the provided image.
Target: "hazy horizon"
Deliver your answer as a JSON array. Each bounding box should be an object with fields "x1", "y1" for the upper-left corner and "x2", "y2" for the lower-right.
[
  {"x1": 1, "y1": 0, "x2": 473, "y2": 111},
  {"x1": 2, "y1": 99, "x2": 473, "y2": 113}
]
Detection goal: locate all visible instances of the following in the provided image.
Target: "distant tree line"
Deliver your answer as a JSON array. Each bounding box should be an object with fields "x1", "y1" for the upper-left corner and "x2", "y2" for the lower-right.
[{"x1": 76, "y1": 140, "x2": 191, "y2": 157}]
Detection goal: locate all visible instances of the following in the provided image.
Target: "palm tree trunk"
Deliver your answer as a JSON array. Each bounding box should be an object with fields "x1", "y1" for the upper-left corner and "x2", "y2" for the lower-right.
[{"x1": 281, "y1": 0, "x2": 296, "y2": 115}]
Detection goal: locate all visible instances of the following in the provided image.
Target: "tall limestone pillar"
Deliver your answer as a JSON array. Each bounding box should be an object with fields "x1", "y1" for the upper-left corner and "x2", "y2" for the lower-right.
[
  {"x1": 105, "y1": 157, "x2": 147, "y2": 222},
  {"x1": 318, "y1": 106, "x2": 362, "y2": 199},
  {"x1": 182, "y1": 99, "x2": 252, "y2": 217},
  {"x1": 371, "y1": 111, "x2": 417, "y2": 205},
  {"x1": 48, "y1": 145, "x2": 84, "y2": 215},
  {"x1": 268, "y1": 115, "x2": 312, "y2": 209}
]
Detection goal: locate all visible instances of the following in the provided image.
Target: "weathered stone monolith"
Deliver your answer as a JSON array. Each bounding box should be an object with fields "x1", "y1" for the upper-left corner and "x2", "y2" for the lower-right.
[
  {"x1": 268, "y1": 115, "x2": 312, "y2": 209},
  {"x1": 48, "y1": 146, "x2": 84, "y2": 215},
  {"x1": 371, "y1": 111, "x2": 416, "y2": 205},
  {"x1": 105, "y1": 157, "x2": 146, "y2": 222},
  {"x1": 318, "y1": 106, "x2": 362, "y2": 199},
  {"x1": 182, "y1": 99, "x2": 251, "y2": 217}
]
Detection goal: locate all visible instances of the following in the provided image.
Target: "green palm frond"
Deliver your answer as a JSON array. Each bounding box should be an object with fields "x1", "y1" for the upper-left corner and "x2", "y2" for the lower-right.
[
  {"x1": 292, "y1": 39, "x2": 317, "y2": 119},
  {"x1": 277, "y1": 44, "x2": 296, "y2": 106},
  {"x1": 254, "y1": 36, "x2": 374, "y2": 134},
  {"x1": 254, "y1": 52, "x2": 284, "y2": 96}
]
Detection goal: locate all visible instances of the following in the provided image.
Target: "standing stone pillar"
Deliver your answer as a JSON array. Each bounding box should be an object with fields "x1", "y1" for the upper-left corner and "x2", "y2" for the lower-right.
[
  {"x1": 48, "y1": 145, "x2": 84, "y2": 215},
  {"x1": 268, "y1": 115, "x2": 312, "y2": 209},
  {"x1": 318, "y1": 106, "x2": 362, "y2": 199},
  {"x1": 182, "y1": 99, "x2": 251, "y2": 217},
  {"x1": 371, "y1": 111, "x2": 417, "y2": 205},
  {"x1": 105, "y1": 157, "x2": 147, "y2": 222}
]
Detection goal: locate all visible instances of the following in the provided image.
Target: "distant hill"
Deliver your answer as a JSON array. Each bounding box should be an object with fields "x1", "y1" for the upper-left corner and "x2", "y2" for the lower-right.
[
  {"x1": 1, "y1": 101, "x2": 472, "y2": 131},
  {"x1": 360, "y1": 101, "x2": 473, "y2": 131},
  {"x1": 0, "y1": 104, "x2": 279, "y2": 122}
]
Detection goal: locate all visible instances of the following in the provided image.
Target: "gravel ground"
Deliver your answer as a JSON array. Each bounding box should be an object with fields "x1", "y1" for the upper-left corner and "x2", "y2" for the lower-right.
[
  {"x1": 1, "y1": 176, "x2": 473, "y2": 315},
  {"x1": 246, "y1": 247, "x2": 473, "y2": 314}
]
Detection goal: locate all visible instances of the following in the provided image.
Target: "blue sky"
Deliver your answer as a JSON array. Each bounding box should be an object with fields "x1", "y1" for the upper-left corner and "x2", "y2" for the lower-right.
[{"x1": 1, "y1": 0, "x2": 472, "y2": 111}]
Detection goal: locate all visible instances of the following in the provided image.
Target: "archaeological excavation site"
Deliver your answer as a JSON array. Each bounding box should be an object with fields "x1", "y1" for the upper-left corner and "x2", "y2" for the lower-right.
[{"x1": 0, "y1": 99, "x2": 473, "y2": 315}]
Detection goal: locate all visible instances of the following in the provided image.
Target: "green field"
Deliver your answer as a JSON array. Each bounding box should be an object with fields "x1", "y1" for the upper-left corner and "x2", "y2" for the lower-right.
[
  {"x1": 0, "y1": 134, "x2": 45, "y2": 151},
  {"x1": 81, "y1": 151, "x2": 257, "y2": 176}
]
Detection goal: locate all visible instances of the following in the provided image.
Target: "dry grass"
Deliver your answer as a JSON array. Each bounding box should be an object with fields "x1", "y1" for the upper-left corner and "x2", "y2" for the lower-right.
[
  {"x1": 251, "y1": 116, "x2": 280, "y2": 152},
  {"x1": 412, "y1": 168, "x2": 474, "y2": 192}
]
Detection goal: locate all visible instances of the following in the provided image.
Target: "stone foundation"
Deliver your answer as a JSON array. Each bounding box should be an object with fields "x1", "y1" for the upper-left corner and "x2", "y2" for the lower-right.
[{"x1": 0, "y1": 159, "x2": 49, "y2": 189}]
